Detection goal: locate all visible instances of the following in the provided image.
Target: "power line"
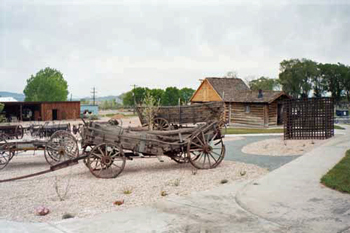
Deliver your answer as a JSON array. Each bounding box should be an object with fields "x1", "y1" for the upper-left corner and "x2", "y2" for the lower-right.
[
  {"x1": 91, "y1": 87, "x2": 97, "y2": 105},
  {"x1": 131, "y1": 84, "x2": 137, "y2": 114}
]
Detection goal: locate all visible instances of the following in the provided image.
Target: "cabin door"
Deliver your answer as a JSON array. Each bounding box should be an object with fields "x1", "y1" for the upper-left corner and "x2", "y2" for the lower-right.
[
  {"x1": 52, "y1": 109, "x2": 58, "y2": 120},
  {"x1": 277, "y1": 104, "x2": 283, "y2": 125}
]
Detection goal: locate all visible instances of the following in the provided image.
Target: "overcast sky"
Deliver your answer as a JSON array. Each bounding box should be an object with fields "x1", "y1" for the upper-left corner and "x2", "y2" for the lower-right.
[{"x1": 1, "y1": 0, "x2": 350, "y2": 98}]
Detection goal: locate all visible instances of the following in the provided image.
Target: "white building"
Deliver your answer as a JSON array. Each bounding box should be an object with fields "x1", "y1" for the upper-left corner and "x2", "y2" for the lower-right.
[{"x1": 0, "y1": 97, "x2": 18, "y2": 102}]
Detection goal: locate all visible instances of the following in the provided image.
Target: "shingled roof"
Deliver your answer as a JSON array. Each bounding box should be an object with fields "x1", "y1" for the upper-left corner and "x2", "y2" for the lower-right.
[
  {"x1": 206, "y1": 77, "x2": 250, "y2": 100},
  {"x1": 206, "y1": 77, "x2": 288, "y2": 103}
]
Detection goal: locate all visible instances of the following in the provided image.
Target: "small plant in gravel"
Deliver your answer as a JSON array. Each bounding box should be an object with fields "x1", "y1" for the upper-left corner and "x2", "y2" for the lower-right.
[
  {"x1": 62, "y1": 213, "x2": 74, "y2": 219},
  {"x1": 122, "y1": 187, "x2": 133, "y2": 195},
  {"x1": 170, "y1": 178, "x2": 181, "y2": 187},
  {"x1": 161, "y1": 190, "x2": 168, "y2": 196},
  {"x1": 240, "y1": 170, "x2": 247, "y2": 176},
  {"x1": 220, "y1": 179, "x2": 228, "y2": 184},
  {"x1": 54, "y1": 170, "x2": 72, "y2": 201}
]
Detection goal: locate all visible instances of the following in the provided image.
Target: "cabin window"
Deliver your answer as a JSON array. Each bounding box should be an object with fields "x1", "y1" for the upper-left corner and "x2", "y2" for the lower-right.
[{"x1": 245, "y1": 105, "x2": 250, "y2": 113}]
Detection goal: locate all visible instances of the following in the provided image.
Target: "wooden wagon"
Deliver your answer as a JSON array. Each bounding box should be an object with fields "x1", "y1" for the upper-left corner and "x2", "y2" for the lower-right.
[
  {"x1": 28, "y1": 122, "x2": 71, "y2": 138},
  {"x1": 80, "y1": 120, "x2": 225, "y2": 178},
  {"x1": 136, "y1": 102, "x2": 225, "y2": 130},
  {"x1": 0, "y1": 125, "x2": 24, "y2": 139},
  {"x1": 0, "y1": 131, "x2": 79, "y2": 171}
]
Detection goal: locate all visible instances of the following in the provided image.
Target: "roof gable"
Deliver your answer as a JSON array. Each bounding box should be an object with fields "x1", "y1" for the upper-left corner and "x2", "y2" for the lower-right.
[
  {"x1": 190, "y1": 79, "x2": 222, "y2": 102},
  {"x1": 206, "y1": 77, "x2": 250, "y2": 101}
]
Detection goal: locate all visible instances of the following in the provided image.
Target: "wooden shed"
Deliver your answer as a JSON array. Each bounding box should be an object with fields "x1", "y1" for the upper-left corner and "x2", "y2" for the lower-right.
[
  {"x1": 1, "y1": 101, "x2": 80, "y2": 121},
  {"x1": 190, "y1": 77, "x2": 291, "y2": 127}
]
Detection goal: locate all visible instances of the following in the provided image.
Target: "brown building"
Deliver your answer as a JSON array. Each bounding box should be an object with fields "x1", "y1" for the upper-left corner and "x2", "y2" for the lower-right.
[
  {"x1": 1, "y1": 101, "x2": 80, "y2": 121},
  {"x1": 190, "y1": 77, "x2": 291, "y2": 127}
]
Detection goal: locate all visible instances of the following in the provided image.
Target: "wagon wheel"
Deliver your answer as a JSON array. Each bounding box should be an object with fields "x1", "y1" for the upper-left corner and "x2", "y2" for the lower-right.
[
  {"x1": 187, "y1": 128, "x2": 225, "y2": 169},
  {"x1": 0, "y1": 135, "x2": 14, "y2": 170},
  {"x1": 15, "y1": 125, "x2": 24, "y2": 139},
  {"x1": 82, "y1": 144, "x2": 94, "y2": 167},
  {"x1": 86, "y1": 143, "x2": 126, "y2": 179},
  {"x1": 153, "y1": 118, "x2": 169, "y2": 130},
  {"x1": 44, "y1": 130, "x2": 79, "y2": 166}
]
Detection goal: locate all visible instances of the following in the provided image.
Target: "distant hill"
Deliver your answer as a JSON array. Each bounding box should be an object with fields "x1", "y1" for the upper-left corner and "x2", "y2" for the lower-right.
[
  {"x1": 75, "y1": 95, "x2": 123, "y2": 103},
  {"x1": 0, "y1": 92, "x2": 25, "y2": 101},
  {"x1": 0, "y1": 92, "x2": 123, "y2": 103}
]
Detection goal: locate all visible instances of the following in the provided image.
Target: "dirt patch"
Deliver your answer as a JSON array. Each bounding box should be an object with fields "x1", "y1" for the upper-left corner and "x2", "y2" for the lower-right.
[
  {"x1": 242, "y1": 137, "x2": 327, "y2": 156},
  {"x1": 0, "y1": 153, "x2": 267, "y2": 222}
]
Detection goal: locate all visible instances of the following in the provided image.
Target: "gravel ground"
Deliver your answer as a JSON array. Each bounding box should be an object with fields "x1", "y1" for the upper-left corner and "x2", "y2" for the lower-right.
[
  {"x1": 0, "y1": 153, "x2": 267, "y2": 222},
  {"x1": 241, "y1": 137, "x2": 328, "y2": 156}
]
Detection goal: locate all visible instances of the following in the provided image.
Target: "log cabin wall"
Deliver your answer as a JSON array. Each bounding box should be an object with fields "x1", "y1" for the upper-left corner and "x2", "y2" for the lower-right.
[
  {"x1": 41, "y1": 102, "x2": 80, "y2": 121},
  {"x1": 229, "y1": 103, "x2": 268, "y2": 127},
  {"x1": 268, "y1": 102, "x2": 278, "y2": 126}
]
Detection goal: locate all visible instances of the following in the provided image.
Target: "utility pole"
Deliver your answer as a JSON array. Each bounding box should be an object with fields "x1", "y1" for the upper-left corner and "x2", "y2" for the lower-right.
[
  {"x1": 91, "y1": 87, "x2": 97, "y2": 105},
  {"x1": 131, "y1": 84, "x2": 137, "y2": 114},
  {"x1": 70, "y1": 94, "x2": 72, "y2": 101}
]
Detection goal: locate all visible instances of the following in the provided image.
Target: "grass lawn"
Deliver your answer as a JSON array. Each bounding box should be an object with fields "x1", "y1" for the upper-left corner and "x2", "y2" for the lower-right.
[
  {"x1": 321, "y1": 150, "x2": 350, "y2": 193},
  {"x1": 335, "y1": 125, "x2": 346, "y2": 130},
  {"x1": 223, "y1": 124, "x2": 345, "y2": 135},
  {"x1": 100, "y1": 113, "x2": 137, "y2": 118},
  {"x1": 222, "y1": 128, "x2": 283, "y2": 134}
]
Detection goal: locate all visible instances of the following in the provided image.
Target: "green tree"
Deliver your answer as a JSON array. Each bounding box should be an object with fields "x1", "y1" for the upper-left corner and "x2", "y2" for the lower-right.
[
  {"x1": 339, "y1": 64, "x2": 350, "y2": 102},
  {"x1": 161, "y1": 87, "x2": 180, "y2": 106},
  {"x1": 24, "y1": 67, "x2": 69, "y2": 101},
  {"x1": 278, "y1": 59, "x2": 317, "y2": 98},
  {"x1": 122, "y1": 91, "x2": 134, "y2": 106},
  {"x1": 179, "y1": 88, "x2": 195, "y2": 104},
  {"x1": 319, "y1": 63, "x2": 347, "y2": 103},
  {"x1": 80, "y1": 99, "x2": 90, "y2": 105},
  {"x1": 249, "y1": 77, "x2": 279, "y2": 91},
  {"x1": 122, "y1": 87, "x2": 149, "y2": 106},
  {"x1": 149, "y1": 89, "x2": 164, "y2": 103}
]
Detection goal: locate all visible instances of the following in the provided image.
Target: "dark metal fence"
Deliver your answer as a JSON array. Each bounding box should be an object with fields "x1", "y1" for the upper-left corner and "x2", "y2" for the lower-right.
[{"x1": 283, "y1": 97, "x2": 334, "y2": 140}]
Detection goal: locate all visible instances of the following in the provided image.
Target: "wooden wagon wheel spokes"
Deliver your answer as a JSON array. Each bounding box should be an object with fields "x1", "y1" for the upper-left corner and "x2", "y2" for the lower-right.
[
  {"x1": 0, "y1": 136, "x2": 13, "y2": 170},
  {"x1": 15, "y1": 125, "x2": 24, "y2": 139},
  {"x1": 86, "y1": 143, "x2": 126, "y2": 179},
  {"x1": 44, "y1": 130, "x2": 79, "y2": 166},
  {"x1": 187, "y1": 129, "x2": 225, "y2": 169},
  {"x1": 153, "y1": 118, "x2": 169, "y2": 131}
]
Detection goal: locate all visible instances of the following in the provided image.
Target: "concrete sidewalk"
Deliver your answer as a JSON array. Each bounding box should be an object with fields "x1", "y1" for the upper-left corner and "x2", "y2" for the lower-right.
[
  {"x1": 1, "y1": 129, "x2": 350, "y2": 233},
  {"x1": 238, "y1": 128, "x2": 350, "y2": 233}
]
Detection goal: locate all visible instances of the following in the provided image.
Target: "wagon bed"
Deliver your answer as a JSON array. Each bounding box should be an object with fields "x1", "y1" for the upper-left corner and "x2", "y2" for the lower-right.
[
  {"x1": 81, "y1": 120, "x2": 225, "y2": 178},
  {"x1": 136, "y1": 102, "x2": 224, "y2": 130}
]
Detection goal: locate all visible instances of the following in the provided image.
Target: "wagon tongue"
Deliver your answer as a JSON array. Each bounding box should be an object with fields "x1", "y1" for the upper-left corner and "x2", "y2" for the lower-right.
[{"x1": 0, "y1": 155, "x2": 86, "y2": 183}]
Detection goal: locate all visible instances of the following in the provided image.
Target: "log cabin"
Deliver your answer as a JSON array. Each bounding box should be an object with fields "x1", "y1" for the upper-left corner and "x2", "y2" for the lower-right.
[{"x1": 190, "y1": 77, "x2": 291, "y2": 127}]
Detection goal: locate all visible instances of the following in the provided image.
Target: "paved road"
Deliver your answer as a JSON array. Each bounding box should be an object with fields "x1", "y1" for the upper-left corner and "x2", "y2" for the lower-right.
[{"x1": 224, "y1": 136, "x2": 300, "y2": 171}]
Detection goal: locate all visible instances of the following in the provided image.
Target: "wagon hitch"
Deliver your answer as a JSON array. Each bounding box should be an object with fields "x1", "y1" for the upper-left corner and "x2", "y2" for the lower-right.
[{"x1": 0, "y1": 155, "x2": 88, "y2": 183}]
